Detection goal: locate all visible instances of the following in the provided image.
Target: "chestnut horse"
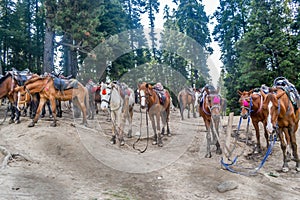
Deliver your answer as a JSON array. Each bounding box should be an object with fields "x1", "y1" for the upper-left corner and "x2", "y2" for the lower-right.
[
  {"x1": 198, "y1": 85, "x2": 222, "y2": 158},
  {"x1": 238, "y1": 89, "x2": 268, "y2": 153},
  {"x1": 100, "y1": 82, "x2": 134, "y2": 145},
  {"x1": 261, "y1": 87, "x2": 300, "y2": 172},
  {"x1": 16, "y1": 75, "x2": 89, "y2": 127},
  {"x1": 138, "y1": 82, "x2": 171, "y2": 147},
  {"x1": 178, "y1": 88, "x2": 196, "y2": 120}
]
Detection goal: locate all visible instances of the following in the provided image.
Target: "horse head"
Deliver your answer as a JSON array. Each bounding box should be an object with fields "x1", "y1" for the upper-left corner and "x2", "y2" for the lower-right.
[
  {"x1": 100, "y1": 82, "x2": 112, "y2": 111},
  {"x1": 238, "y1": 89, "x2": 254, "y2": 119},
  {"x1": 138, "y1": 82, "x2": 149, "y2": 109},
  {"x1": 14, "y1": 85, "x2": 30, "y2": 110},
  {"x1": 260, "y1": 87, "x2": 285, "y2": 135},
  {"x1": 205, "y1": 86, "x2": 222, "y2": 120}
]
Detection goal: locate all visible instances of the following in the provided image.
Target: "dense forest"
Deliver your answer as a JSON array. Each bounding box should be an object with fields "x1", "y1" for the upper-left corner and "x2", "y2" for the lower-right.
[{"x1": 1, "y1": 0, "x2": 300, "y2": 113}]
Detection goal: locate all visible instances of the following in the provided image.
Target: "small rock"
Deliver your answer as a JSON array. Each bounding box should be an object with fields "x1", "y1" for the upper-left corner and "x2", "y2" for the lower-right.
[{"x1": 216, "y1": 181, "x2": 238, "y2": 193}]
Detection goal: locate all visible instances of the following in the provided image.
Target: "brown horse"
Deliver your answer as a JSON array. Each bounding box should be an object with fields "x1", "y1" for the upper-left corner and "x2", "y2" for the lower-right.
[
  {"x1": 198, "y1": 85, "x2": 222, "y2": 158},
  {"x1": 0, "y1": 72, "x2": 25, "y2": 123},
  {"x1": 178, "y1": 88, "x2": 196, "y2": 120},
  {"x1": 15, "y1": 75, "x2": 89, "y2": 127},
  {"x1": 261, "y1": 87, "x2": 300, "y2": 172},
  {"x1": 138, "y1": 82, "x2": 171, "y2": 147},
  {"x1": 238, "y1": 89, "x2": 268, "y2": 153}
]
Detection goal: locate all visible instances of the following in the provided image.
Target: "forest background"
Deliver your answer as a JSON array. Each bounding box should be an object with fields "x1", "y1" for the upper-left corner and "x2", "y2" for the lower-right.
[{"x1": 1, "y1": 0, "x2": 300, "y2": 113}]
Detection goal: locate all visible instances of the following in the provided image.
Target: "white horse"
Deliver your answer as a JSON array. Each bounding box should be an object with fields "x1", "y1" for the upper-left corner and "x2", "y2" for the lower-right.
[{"x1": 100, "y1": 82, "x2": 135, "y2": 145}]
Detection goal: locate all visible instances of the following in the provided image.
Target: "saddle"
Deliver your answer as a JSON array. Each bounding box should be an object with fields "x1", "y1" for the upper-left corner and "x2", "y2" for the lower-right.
[
  {"x1": 273, "y1": 77, "x2": 300, "y2": 109},
  {"x1": 185, "y1": 87, "x2": 196, "y2": 101},
  {"x1": 10, "y1": 68, "x2": 33, "y2": 86},
  {"x1": 118, "y1": 82, "x2": 131, "y2": 99},
  {"x1": 53, "y1": 77, "x2": 78, "y2": 90}
]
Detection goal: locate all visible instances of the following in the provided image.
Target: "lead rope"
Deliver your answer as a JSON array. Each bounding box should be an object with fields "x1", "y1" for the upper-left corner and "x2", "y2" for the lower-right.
[{"x1": 133, "y1": 106, "x2": 149, "y2": 153}]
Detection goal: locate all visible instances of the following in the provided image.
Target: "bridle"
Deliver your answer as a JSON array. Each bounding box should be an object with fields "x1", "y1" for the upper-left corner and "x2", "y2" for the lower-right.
[{"x1": 203, "y1": 93, "x2": 222, "y2": 116}]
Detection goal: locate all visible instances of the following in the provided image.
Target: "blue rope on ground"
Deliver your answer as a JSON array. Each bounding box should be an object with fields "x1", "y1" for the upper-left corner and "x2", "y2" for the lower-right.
[{"x1": 221, "y1": 135, "x2": 277, "y2": 176}]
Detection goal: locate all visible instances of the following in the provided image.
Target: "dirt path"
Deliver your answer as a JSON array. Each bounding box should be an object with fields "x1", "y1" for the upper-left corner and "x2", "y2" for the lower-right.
[{"x1": 0, "y1": 105, "x2": 300, "y2": 200}]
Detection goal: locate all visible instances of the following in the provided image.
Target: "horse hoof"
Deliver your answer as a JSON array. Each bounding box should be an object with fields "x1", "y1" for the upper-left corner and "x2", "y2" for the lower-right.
[
  {"x1": 49, "y1": 115, "x2": 53, "y2": 118},
  {"x1": 28, "y1": 122, "x2": 35, "y2": 127},
  {"x1": 110, "y1": 137, "x2": 116, "y2": 144},
  {"x1": 216, "y1": 149, "x2": 222, "y2": 155},
  {"x1": 205, "y1": 153, "x2": 212, "y2": 158},
  {"x1": 282, "y1": 167, "x2": 289, "y2": 173}
]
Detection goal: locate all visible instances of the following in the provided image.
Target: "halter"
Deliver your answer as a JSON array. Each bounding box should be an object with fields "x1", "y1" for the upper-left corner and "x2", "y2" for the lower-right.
[{"x1": 203, "y1": 93, "x2": 221, "y2": 115}]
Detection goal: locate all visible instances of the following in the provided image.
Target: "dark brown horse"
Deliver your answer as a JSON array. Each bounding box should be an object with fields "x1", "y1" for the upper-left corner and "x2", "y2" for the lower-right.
[
  {"x1": 198, "y1": 85, "x2": 222, "y2": 158},
  {"x1": 138, "y1": 82, "x2": 171, "y2": 147},
  {"x1": 15, "y1": 75, "x2": 89, "y2": 127},
  {"x1": 261, "y1": 87, "x2": 300, "y2": 172},
  {"x1": 178, "y1": 88, "x2": 196, "y2": 120},
  {"x1": 238, "y1": 89, "x2": 268, "y2": 153},
  {"x1": 0, "y1": 73, "x2": 23, "y2": 123}
]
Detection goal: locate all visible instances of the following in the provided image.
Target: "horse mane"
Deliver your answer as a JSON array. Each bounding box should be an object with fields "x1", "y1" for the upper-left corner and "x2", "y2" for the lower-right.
[
  {"x1": 25, "y1": 75, "x2": 45, "y2": 85},
  {"x1": 0, "y1": 73, "x2": 12, "y2": 85}
]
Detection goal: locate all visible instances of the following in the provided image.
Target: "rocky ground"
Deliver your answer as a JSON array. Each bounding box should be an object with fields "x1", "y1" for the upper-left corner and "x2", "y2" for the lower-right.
[{"x1": 0, "y1": 103, "x2": 300, "y2": 200}]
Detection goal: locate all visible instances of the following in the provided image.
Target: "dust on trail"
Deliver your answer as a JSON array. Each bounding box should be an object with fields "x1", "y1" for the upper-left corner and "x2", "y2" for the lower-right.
[{"x1": 0, "y1": 104, "x2": 300, "y2": 200}]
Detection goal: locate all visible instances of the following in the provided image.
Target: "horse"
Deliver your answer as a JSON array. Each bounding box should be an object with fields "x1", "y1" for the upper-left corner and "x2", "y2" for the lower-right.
[
  {"x1": 238, "y1": 89, "x2": 269, "y2": 153},
  {"x1": 177, "y1": 88, "x2": 196, "y2": 120},
  {"x1": 138, "y1": 82, "x2": 171, "y2": 147},
  {"x1": 15, "y1": 75, "x2": 90, "y2": 127},
  {"x1": 85, "y1": 80, "x2": 101, "y2": 119},
  {"x1": 94, "y1": 86, "x2": 101, "y2": 114},
  {"x1": 0, "y1": 70, "x2": 33, "y2": 124},
  {"x1": 261, "y1": 87, "x2": 300, "y2": 172},
  {"x1": 100, "y1": 81, "x2": 135, "y2": 145},
  {"x1": 198, "y1": 85, "x2": 222, "y2": 158}
]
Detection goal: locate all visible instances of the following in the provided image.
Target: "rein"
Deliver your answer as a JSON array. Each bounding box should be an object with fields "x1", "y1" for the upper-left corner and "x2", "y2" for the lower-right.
[
  {"x1": 221, "y1": 114, "x2": 277, "y2": 176},
  {"x1": 133, "y1": 106, "x2": 149, "y2": 153},
  {"x1": 221, "y1": 133, "x2": 277, "y2": 176}
]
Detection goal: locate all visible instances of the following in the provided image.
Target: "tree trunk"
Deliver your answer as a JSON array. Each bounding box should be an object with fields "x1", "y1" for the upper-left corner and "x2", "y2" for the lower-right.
[{"x1": 43, "y1": 17, "x2": 55, "y2": 73}]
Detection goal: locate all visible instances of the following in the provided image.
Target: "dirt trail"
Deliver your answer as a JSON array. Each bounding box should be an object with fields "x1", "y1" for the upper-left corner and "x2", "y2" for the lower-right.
[{"x1": 0, "y1": 105, "x2": 300, "y2": 200}]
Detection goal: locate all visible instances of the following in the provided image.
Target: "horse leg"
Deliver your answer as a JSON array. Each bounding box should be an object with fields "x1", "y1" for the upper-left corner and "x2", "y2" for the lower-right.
[
  {"x1": 289, "y1": 126, "x2": 300, "y2": 171},
  {"x1": 192, "y1": 103, "x2": 196, "y2": 118},
  {"x1": 149, "y1": 114, "x2": 157, "y2": 145},
  {"x1": 29, "y1": 98, "x2": 47, "y2": 127},
  {"x1": 213, "y1": 117, "x2": 222, "y2": 155},
  {"x1": 156, "y1": 113, "x2": 163, "y2": 147},
  {"x1": 252, "y1": 122, "x2": 262, "y2": 153},
  {"x1": 49, "y1": 98, "x2": 57, "y2": 127},
  {"x1": 187, "y1": 103, "x2": 190, "y2": 118},
  {"x1": 76, "y1": 97, "x2": 88, "y2": 126},
  {"x1": 110, "y1": 112, "x2": 117, "y2": 144},
  {"x1": 204, "y1": 119, "x2": 212, "y2": 158},
  {"x1": 278, "y1": 129, "x2": 289, "y2": 172},
  {"x1": 127, "y1": 106, "x2": 133, "y2": 138}
]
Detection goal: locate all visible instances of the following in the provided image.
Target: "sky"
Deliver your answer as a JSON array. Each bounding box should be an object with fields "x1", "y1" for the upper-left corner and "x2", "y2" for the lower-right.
[{"x1": 141, "y1": 0, "x2": 222, "y2": 86}]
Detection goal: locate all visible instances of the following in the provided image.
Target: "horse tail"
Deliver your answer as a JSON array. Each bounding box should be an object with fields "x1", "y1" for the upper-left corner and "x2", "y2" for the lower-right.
[
  {"x1": 84, "y1": 87, "x2": 91, "y2": 117},
  {"x1": 178, "y1": 91, "x2": 184, "y2": 119}
]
